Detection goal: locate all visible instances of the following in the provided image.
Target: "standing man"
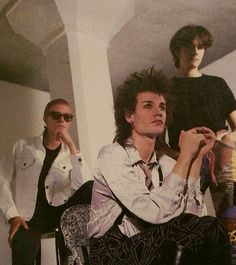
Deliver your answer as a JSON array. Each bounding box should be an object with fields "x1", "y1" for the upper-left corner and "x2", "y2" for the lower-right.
[
  {"x1": 0, "y1": 98, "x2": 93, "y2": 265},
  {"x1": 168, "y1": 24, "x2": 236, "y2": 150},
  {"x1": 168, "y1": 24, "x2": 236, "y2": 191}
]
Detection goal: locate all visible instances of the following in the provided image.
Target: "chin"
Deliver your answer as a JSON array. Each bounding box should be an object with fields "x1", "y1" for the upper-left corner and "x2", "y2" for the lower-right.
[{"x1": 150, "y1": 130, "x2": 165, "y2": 138}]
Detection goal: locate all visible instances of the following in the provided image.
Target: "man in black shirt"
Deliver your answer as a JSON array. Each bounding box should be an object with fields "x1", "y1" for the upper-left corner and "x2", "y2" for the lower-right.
[
  {"x1": 168, "y1": 25, "x2": 236, "y2": 193},
  {"x1": 168, "y1": 24, "x2": 236, "y2": 151}
]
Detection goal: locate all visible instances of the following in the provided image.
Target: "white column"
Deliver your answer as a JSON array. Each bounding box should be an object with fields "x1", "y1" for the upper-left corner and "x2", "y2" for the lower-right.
[
  {"x1": 66, "y1": 31, "x2": 115, "y2": 167},
  {"x1": 53, "y1": 0, "x2": 135, "y2": 167},
  {"x1": 6, "y1": 0, "x2": 135, "y2": 168}
]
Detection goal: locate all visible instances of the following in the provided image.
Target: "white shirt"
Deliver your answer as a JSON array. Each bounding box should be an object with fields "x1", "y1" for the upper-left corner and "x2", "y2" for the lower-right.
[
  {"x1": 88, "y1": 140, "x2": 207, "y2": 238},
  {"x1": 0, "y1": 135, "x2": 92, "y2": 221}
]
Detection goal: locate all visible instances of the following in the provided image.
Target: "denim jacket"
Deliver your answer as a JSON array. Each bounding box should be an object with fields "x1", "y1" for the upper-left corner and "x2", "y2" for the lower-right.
[{"x1": 0, "y1": 135, "x2": 92, "y2": 221}]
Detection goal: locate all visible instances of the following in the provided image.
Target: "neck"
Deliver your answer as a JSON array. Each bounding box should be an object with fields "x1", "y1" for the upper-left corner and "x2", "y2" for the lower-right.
[
  {"x1": 132, "y1": 133, "x2": 155, "y2": 163},
  {"x1": 43, "y1": 131, "x2": 61, "y2": 150},
  {"x1": 177, "y1": 67, "x2": 202, "y2": 78}
]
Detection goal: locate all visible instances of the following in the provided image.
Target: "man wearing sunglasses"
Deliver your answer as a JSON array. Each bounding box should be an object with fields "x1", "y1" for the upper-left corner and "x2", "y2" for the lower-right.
[{"x1": 0, "y1": 98, "x2": 93, "y2": 265}]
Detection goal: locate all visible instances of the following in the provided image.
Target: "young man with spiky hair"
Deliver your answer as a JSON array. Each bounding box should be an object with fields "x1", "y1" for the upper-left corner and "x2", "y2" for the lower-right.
[{"x1": 88, "y1": 68, "x2": 230, "y2": 265}]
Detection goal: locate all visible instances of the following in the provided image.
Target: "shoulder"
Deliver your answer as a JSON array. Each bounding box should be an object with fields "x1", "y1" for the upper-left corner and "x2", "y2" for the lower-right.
[
  {"x1": 202, "y1": 74, "x2": 227, "y2": 84},
  {"x1": 98, "y1": 142, "x2": 126, "y2": 159},
  {"x1": 96, "y1": 143, "x2": 131, "y2": 171},
  {"x1": 14, "y1": 136, "x2": 35, "y2": 146},
  {"x1": 13, "y1": 135, "x2": 41, "y2": 151},
  {"x1": 159, "y1": 154, "x2": 176, "y2": 166},
  {"x1": 159, "y1": 154, "x2": 176, "y2": 175}
]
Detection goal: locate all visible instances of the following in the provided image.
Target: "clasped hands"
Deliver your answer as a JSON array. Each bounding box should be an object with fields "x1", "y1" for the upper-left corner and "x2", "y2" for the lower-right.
[{"x1": 178, "y1": 126, "x2": 216, "y2": 162}]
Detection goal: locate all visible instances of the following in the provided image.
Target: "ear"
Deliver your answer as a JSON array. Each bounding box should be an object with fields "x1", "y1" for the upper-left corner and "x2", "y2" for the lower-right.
[
  {"x1": 125, "y1": 112, "x2": 133, "y2": 123},
  {"x1": 43, "y1": 116, "x2": 46, "y2": 123}
]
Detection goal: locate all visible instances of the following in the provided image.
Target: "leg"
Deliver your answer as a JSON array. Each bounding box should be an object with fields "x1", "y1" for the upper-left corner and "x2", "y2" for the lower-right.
[
  {"x1": 171, "y1": 213, "x2": 231, "y2": 265},
  {"x1": 90, "y1": 226, "x2": 130, "y2": 265},
  {"x1": 90, "y1": 224, "x2": 173, "y2": 265},
  {"x1": 90, "y1": 214, "x2": 231, "y2": 265},
  {"x1": 11, "y1": 226, "x2": 41, "y2": 265},
  {"x1": 56, "y1": 181, "x2": 94, "y2": 264}
]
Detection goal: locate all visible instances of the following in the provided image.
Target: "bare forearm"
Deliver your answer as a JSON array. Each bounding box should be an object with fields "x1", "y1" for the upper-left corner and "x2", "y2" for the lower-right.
[{"x1": 172, "y1": 155, "x2": 193, "y2": 180}]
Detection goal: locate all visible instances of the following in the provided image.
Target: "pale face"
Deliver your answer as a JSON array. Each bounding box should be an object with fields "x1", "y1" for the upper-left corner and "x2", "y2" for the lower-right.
[
  {"x1": 179, "y1": 38, "x2": 205, "y2": 70},
  {"x1": 126, "y1": 92, "x2": 167, "y2": 139},
  {"x1": 44, "y1": 103, "x2": 73, "y2": 135}
]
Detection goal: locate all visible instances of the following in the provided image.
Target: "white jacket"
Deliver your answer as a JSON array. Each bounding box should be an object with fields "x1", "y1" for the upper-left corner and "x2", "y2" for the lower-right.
[{"x1": 0, "y1": 135, "x2": 92, "y2": 221}]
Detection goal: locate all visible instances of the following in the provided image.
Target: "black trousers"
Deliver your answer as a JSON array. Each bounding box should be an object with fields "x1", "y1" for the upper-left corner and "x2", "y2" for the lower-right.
[
  {"x1": 89, "y1": 213, "x2": 231, "y2": 265},
  {"x1": 11, "y1": 180, "x2": 93, "y2": 265}
]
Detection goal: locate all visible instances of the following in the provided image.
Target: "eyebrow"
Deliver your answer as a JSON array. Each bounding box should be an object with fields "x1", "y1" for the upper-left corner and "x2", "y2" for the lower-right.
[{"x1": 142, "y1": 100, "x2": 166, "y2": 106}]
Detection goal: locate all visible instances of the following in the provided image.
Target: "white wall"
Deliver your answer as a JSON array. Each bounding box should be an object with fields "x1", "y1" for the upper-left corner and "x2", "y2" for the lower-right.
[
  {"x1": 0, "y1": 81, "x2": 50, "y2": 265},
  {"x1": 202, "y1": 50, "x2": 236, "y2": 96}
]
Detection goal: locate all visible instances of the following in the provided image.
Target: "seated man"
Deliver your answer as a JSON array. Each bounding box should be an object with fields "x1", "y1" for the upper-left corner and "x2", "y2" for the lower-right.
[
  {"x1": 88, "y1": 68, "x2": 231, "y2": 265},
  {"x1": 0, "y1": 98, "x2": 93, "y2": 265}
]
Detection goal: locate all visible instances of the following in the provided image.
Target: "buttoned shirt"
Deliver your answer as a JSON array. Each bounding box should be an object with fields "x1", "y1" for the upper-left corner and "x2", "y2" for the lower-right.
[
  {"x1": 0, "y1": 135, "x2": 92, "y2": 221},
  {"x1": 88, "y1": 140, "x2": 207, "y2": 238}
]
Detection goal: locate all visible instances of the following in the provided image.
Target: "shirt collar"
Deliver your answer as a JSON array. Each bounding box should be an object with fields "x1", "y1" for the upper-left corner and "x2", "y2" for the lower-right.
[{"x1": 124, "y1": 137, "x2": 159, "y2": 167}]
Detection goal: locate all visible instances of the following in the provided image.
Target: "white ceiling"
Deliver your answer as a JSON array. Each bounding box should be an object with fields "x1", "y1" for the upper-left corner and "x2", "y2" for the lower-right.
[{"x1": 0, "y1": 0, "x2": 235, "y2": 91}]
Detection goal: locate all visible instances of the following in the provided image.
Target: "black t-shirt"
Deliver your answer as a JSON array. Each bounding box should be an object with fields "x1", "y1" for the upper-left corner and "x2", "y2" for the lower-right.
[
  {"x1": 29, "y1": 145, "x2": 63, "y2": 231},
  {"x1": 168, "y1": 74, "x2": 236, "y2": 150}
]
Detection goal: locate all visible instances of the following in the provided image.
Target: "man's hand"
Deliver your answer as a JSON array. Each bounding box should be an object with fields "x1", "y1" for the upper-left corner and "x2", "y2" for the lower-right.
[
  {"x1": 174, "y1": 127, "x2": 215, "y2": 180},
  {"x1": 195, "y1": 127, "x2": 216, "y2": 158},
  {"x1": 178, "y1": 128, "x2": 206, "y2": 160},
  {"x1": 179, "y1": 127, "x2": 215, "y2": 159},
  {"x1": 56, "y1": 128, "x2": 79, "y2": 155},
  {"x1": 8, "y1": 216, "x2": 29, "y2": 245}
]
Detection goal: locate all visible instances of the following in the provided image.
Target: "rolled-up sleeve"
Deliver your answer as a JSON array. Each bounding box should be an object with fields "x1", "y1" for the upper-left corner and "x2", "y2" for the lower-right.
[{"x1": 185, "y1": 176, "x2": 207, "y2": 216}]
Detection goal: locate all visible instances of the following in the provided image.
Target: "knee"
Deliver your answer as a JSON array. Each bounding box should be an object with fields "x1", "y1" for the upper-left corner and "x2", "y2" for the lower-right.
[{"x1": 201, "y1": 216, "x2": 229, "y2": 244}]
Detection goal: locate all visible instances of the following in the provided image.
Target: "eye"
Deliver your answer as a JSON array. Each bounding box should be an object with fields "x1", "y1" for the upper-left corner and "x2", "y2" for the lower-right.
[
  {"x1": 160, "y1": 104, "x2": 166, "y2": 111},
  {"x1": 197, "y1": 44, "x2": 204, "y2": 49},
  {"x1": 143, "y1": 103, "x2": 152, "y2": 109},
  {"x1": 50, "y1": 111, "x2": 61, "y2": 119},
  {"x1": 64, "y1": 114, "x2": 73, "y2": 122}
]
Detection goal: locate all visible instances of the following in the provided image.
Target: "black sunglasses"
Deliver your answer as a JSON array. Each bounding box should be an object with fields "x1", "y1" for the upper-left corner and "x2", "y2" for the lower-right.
[{"x1": 47, "y1": 111, "x2": 73, "y2": 122}]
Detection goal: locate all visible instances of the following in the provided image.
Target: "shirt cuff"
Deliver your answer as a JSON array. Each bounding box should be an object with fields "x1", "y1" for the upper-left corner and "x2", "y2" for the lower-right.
[
  {"x1": 188, "y1": 177, "x2": 200, "y2": 193},
  {"x1": 6, "y1": 207, "x2": 20, "y2": 221},
  {"x1": 164, "y1": 173, "x2": 186, "y2": 194}
]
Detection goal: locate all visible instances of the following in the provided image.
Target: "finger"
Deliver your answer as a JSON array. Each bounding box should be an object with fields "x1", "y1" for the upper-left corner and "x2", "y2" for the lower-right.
[
  {"x1": 22, "y1": 220, "x2": 29, "y2": 230},
  {"x1": 195, "y1": 133, "x2": 205, "y2": 142},
  {"x1": 195, "y1": 127, "x2": 214, "y2": 135},
  {"x1": 178, "y1": 130, "x2": 185, "y2": 146},
  {"x1": 8, "y1": 224, "x2": 20, "y2": 244}
]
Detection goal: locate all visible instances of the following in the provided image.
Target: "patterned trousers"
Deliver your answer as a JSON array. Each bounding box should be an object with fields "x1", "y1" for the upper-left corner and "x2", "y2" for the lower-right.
[{"x1": 89, "y1": 213, "x2": 231, "y2": 265}]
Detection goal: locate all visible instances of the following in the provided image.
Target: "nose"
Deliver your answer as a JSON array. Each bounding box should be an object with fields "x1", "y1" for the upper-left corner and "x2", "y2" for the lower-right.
[
  {"x1": 190, "y1": 45, "x2": 198, "y2": 55},
  {"x1": 58, "y1": 115, "x2": 65, "y2": 122},
  {"x1": 154, "y1": 107, "x2": 162, "y2": 117}
]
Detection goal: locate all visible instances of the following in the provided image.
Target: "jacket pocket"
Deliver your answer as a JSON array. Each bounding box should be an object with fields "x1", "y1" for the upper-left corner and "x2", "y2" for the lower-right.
[
  {"x1": 53, "y1": 161, "x2": 72, "y2": 173},
  {"x1": 16, "y1": 158, "x2": 35, "y2": 169}
]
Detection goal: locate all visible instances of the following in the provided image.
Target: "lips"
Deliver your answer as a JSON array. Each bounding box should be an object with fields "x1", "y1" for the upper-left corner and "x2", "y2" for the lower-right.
[
  {"x1": 151, "y1": 120, "x2": 163, "y2": 125},
  {"x1": 190, "y1": 56, "x2": 199, "y2": 61}
]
